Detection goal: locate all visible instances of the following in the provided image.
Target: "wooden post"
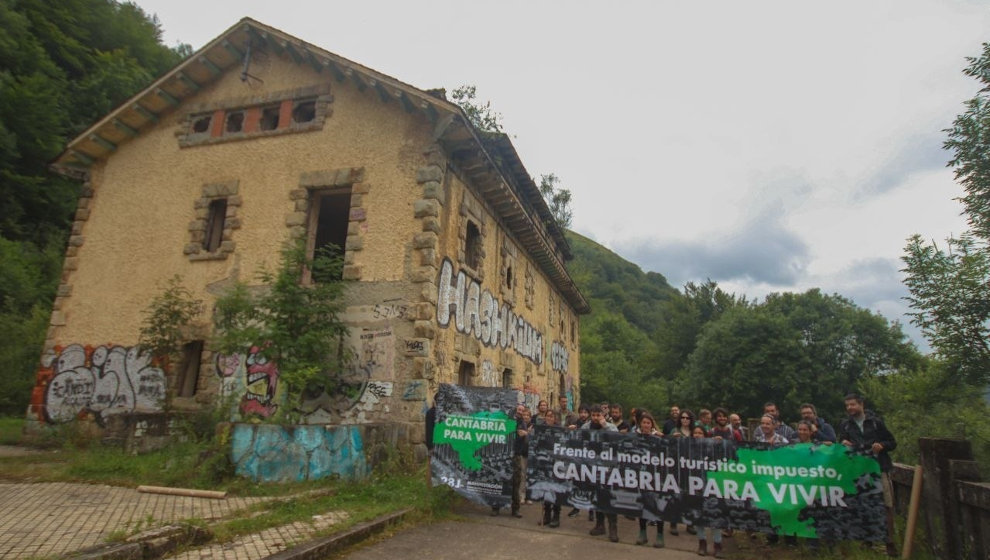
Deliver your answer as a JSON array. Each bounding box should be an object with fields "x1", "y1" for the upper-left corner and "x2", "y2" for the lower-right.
[
  {"x1": 918, "y1": 438, "x2": 974, "y2": 559},
  {"x1": 902, "y1": 465, "x2": 923, "y2": 559}
]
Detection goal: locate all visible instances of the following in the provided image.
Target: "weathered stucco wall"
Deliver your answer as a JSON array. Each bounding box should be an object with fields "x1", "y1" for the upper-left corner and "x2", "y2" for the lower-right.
[{"x1": 29, "y1": 36, "x2": 582, "y2": 436}]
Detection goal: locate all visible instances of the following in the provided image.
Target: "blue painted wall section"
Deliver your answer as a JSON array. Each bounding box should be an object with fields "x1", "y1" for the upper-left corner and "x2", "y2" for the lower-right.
[{"x1": 231, "y1": 424, "x2": 369, "y2": 482}]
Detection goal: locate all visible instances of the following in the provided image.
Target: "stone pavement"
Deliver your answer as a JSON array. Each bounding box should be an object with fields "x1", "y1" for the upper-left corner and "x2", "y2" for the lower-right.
[
  {"x1": 165, "y1": 511, "x2": 349, "y2": 560},
  {"x1": 0, "y1": 482, "x2": 271, "y2": 558}
]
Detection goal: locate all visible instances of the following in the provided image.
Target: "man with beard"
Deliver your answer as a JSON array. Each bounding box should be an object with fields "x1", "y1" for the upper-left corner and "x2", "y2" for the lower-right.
[
  {"x1": 764, "y1": 401, "x2": 797, "y2": 441},
  {"x1": 839, "y1": 393, "x2": 897, "y2": 557},
  {"x1": 799, "y1": 402, "x2": 837, "y2": 443},
  {"x1": 662, "y1": 405, "x2": 680, "y2": 435},
  {"x1": 709, "y1": 407, "x2": 742, "y2": 442},
  {"x1": 583, "y1": 408, "x2": 620, "y2": 542}
]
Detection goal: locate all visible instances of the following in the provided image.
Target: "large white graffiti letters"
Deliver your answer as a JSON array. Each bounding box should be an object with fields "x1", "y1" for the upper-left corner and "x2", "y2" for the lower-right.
[
  {"x1": 44, "y1": 344, "x2": 166, "y2": 423},
  {"x1": 437, "y1": 258, "x2": 544, "y2": 366}
]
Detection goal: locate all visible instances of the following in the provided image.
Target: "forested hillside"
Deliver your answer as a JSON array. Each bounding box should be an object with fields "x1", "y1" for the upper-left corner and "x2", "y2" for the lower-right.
[
  {"x1": 565, "y1": 230, "x2": 922, "y2": 422},
  {"x1": 0, "y1": 0, "x2": 188, "y2": 414}
]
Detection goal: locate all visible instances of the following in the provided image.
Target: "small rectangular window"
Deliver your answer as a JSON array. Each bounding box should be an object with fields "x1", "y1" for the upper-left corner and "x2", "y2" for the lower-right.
[
  {"x1": 225, "y1": 111, "x2": 244, "y2": 133},
  {"x1": 458, "y1": 361, "x2": 475, "y2": 387},
  {"x1": 502, "y1": 368, "x2": 513, "y2": 388},
  {"x1": 176, "y1": 340, "x2": 203, "y2": 397},
  {"x1": 260, "y1": 105, "x2": 280, "y2": 130},
  {"x1": 204, "y1": 198, "x2": 227, "y2": 252}
]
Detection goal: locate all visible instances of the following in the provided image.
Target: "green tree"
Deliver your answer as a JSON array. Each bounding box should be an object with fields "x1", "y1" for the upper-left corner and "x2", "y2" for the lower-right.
[
  {"x1": 649, "y1": 280, "x2": 744, "y2": 382},
  {"x1": 212, "y1": 242, "x2": 350, "y2": 420},
  {"x1": 901, "y1": 42, "x2": 990, "y2": 385},
  {"x1": 0, "y1": 0, "x2": 187, "y2": 415},
  {"x1": 138, "y1": 276, "x2": 204, "y2": 364},
  {"x1": 450, "y1": 84, "x2": 503, "y2": 133},
  {"x1": 681, "y1": 290, "x2": 919, "y2": 420},
  {"x1": 538, "y1": 173, "x2": 573, "y2": 229}
]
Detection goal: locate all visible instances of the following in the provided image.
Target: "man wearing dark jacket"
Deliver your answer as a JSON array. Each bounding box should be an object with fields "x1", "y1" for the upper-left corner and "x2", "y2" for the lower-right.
[{"x1": 838, "y1": 393, "x2": 897, "y2": 556}]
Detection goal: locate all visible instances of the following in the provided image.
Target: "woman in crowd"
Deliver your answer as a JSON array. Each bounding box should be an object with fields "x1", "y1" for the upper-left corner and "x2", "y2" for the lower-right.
[
  {"x1": 671, "y1": 409, "x2": 695, "y2": 439},
  {"x1": 668, "y1": 409, "x2": 695, "y2": 536},
  {"x1": 692, "y1": 426, "x2": 723, "y2": 557}
]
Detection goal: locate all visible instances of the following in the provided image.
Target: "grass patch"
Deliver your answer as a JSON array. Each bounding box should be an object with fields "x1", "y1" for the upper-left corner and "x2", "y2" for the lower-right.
[{"x1": 0, "y1": 416, "x2": 25, "y2": 445}]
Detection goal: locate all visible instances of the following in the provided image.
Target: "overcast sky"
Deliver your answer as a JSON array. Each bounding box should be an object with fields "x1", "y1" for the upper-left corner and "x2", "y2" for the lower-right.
[{"x1": 135, "y1": 0, "x2": 990, "y2": 351}]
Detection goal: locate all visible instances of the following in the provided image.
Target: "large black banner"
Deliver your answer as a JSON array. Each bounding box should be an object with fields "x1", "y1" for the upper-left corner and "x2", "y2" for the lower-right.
[
  {"x1": 529, "y1": 425, "x2": 886, "y2": 541},
  {"x1": 429, "y1": 383, "x2": 519, "y2": 508}
]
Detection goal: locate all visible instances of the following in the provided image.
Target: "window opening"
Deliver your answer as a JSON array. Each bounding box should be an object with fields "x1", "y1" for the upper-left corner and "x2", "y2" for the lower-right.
[
  {"x1": 502, "y1": 369, "x2": 513, "y2": 388},
  {"x1": 458, "y1": 360, "x2": 475, "y2": 387},
  {"x1": 292, "y1": 99, "x2": 316, "y2": 124},
  {"x1": 505, "y1": 265, "x2": 513, "y2": 289},
  {"x1": 465, "y1": 220, "x2": 481, "y2": 270},
  {"x1": 260, "y1": 105, "x2": 280, "y2": 131},
  {"x1": 225, "y1": 111, "x2": 244, "y2": 133},
  {"x1": 204, "y1": 198, "x2": 228, "y2": 252},
  {"x1": 176, "y1": 340, "x2": 204, "y2": 397},
  {"x1": 308, "y1": 189, "x2": 351, "y2": 282},
  {"x1": 571, "y1": 320, "x2": 576, "y2": 343},
  {"x1": 192, "y1": 115, "x2": 211, "y2": 133}
]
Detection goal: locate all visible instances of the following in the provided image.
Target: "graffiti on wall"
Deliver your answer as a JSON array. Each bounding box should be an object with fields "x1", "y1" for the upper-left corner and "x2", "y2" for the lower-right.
[
  {"x1": 294, "y1": 328, "x2": 396, "y2": 424},
  {"x1": 437, "y1": 258, "x2": 544, "y2": 366},
  {"x1": 550, "y1": 341, "x2": 569, "y2": 374},
  {"x1": 481, "y1": 360, "x2": 498, "y2": 387},
  {"x1": 216, "y1": 346, "x2": 283, "y2": 419},
  {"x1": 42, "y1": 344, "x2": 166, "y2": 423},
  {"x1": 231, "y1": 423, "x2": 368, "y2": 482},
  {"x1": 522, "y1": 383, "x2": 541, "y2": 413}
]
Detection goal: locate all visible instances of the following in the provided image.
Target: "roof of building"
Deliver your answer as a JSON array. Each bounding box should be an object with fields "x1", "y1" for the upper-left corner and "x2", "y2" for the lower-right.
[{"x1": 52, "y1": 17, "x2": 589, "y2": 314}]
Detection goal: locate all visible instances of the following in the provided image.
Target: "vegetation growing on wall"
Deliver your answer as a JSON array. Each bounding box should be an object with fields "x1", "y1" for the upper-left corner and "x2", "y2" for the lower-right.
[
  {"x1": 138, "y1": 275, "x2": 204, "y2": 364},
  {"x1": 212, "y1": 242, "x2": 350, "y2": 421}
]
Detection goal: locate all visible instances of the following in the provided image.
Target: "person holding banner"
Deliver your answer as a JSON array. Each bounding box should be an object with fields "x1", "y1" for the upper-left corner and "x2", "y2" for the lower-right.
[
  {"x1": 540, "y1": 409, "x2": 563, "y2": 528},
  {"x1": 668, "y1": 408, "x2": 695, "y2": 536},
  {"x1": 584, "y1": 407, "x2": 620, "y2": 542},
  {"x1": 635, "y1": 413, "x2": 667, "y2": 548},
  {"x1": 692, "y1": 426, "x2": 724, "y2": 557},
  {"x1": 508, "y1": 407, "x2": 533, "y2": 518},
  {"x1": 839, "y1": 393, "x2": 898, "y2": 557}
]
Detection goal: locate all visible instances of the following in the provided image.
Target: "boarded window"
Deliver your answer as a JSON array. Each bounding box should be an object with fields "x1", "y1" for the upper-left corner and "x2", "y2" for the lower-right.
[
  {"x1": 307, "y1": 189, "x2": 351, "y2": 282},
  {"x1": 176, "y1": 340, "x2": 203, "y2": 397},
  {"x1": 204, "y1": 198, "x2": 227, "y2": 252}
]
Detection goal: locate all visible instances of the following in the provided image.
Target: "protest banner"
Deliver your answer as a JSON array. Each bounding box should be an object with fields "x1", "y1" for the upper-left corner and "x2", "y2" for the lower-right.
[
  {"x1": 429, "y1": 383, "x2": 519, "y2": 509},
  {"x1": 529, "y1": 425, "x2": 887, "y2": 541}
]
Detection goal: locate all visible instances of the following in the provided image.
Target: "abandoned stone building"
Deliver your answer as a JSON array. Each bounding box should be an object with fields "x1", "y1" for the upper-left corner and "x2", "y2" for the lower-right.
[{"x1": 27, "y1": 18, "x2": 589, "y2": 460}]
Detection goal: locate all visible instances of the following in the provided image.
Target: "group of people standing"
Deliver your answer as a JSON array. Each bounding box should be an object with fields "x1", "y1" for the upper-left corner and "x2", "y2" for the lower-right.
[{"x1": 503, "y1": 392, "x2": 898, "y2": 557}]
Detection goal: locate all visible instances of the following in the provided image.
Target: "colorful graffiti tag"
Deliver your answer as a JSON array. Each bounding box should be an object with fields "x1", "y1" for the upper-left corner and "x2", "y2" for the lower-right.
[
  {"x1": 216, "y1": 346, "x2": 283, "y2": 419},
  {"x1": 42, "y1": 344, "x2": 166, "y2": 423}
]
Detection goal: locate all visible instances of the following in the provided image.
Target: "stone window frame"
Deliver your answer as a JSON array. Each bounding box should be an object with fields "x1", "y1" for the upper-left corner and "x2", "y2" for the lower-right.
[
  {"x1": 185, "y1": 180, "x2": 240, "y2": 261},
  {"x1": 287, "y1": 167, "x2": 367, "y2": 283},
  {"x1": 177, "y1": 84, "x2": 332, "y2": 148},
  {"x1": 458, "y1": 191, "x2": 487, "y2": 281},
  {"x1": 499, "y1": 235, "x2": 517, "y2": 305}
]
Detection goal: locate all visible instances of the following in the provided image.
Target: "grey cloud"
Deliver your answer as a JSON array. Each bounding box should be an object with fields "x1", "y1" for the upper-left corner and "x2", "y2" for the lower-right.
[
  {"x1": 618, "y1": 210, "x2": 810, "y2": 289},
  {"x1": 857, "y1": 131, "x2": 949, "y2": 198}
]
